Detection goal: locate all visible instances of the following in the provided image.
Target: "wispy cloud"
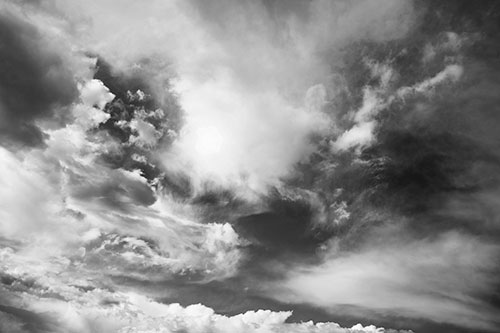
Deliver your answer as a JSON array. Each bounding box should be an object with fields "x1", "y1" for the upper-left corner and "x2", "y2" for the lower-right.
[{"x1": 274, "y1": 231, "x2": 500, "y2": 331}]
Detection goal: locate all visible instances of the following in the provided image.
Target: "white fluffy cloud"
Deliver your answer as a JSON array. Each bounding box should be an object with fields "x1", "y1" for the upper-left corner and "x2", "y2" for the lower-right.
[{"x1": 80, "y1": 79, "x2": 115, "y2": 110}]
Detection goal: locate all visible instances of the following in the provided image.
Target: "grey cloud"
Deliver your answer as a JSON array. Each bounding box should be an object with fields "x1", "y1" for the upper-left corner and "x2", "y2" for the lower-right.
[
  {"x1": 276, "y1": 231, "x2": 500, "y2": 331},
  {"x1": 264, "y1": 2, "x2": 500, "y2": 331},
  {"x1": 69, "y1": 170, "x2": 157, "y2": 211},
  {"x1": 0, "y1": 12, "x2": 78, "y2": 148}
]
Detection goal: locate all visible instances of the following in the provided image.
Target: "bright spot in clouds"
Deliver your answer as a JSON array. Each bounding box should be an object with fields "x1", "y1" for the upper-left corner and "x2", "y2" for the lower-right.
[{"x1": 194, "y1": 125, "x2": 223, "y2": 156}]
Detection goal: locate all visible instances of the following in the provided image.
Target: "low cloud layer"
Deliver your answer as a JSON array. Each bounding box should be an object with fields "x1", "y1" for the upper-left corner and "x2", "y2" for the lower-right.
[{"x1": 0, "y1": 240, "x2": 412, "y2": 333}]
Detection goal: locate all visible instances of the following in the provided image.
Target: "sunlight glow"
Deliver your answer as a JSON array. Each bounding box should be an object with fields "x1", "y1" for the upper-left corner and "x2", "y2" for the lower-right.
[{"x1": 194, "y1": 125, "x2": 223, "y2": 156}]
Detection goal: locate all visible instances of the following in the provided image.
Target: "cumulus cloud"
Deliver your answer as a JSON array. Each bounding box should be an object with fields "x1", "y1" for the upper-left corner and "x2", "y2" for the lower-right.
[{"x1": 80, "y1": 79, "x2": 115, "y2": 110}]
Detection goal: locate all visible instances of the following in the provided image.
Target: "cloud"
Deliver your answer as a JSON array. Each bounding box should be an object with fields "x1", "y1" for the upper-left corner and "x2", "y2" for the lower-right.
[
  {"x1": 0, "y1": 146, "x2": 68, "y2": 240},
  {"x1": 0, "y1": 7, "x2": 78, "y2": 148},
  {"x1": 164, "y1": 0, "x2": 416, "y2": 193},
  {"x1": 79, "y1": 79, "x2": 115, "y2": 110},
  {"x1": 332, "y1": 60, "x2": 464, "y2": 153},
  {"x1": 333, "y1": 117, "x2": 378, "y2": 152},
  {"x1": 274, "y1": 231, "x2": 500, "y2": 331},
  {"x1": 0, "y1": 68, "x2": 246, "y2": 283},
  {"x1": 165, "y1": 77, "x2": 330, "y2": 194},
  {"x1": 3, "y1": 1, "x2": 500, "y2": 333},
  {"x1": 0, "y1": 242, "x2": 411, "y2": 333},
  {"x1": 257, "y1": 5, "x2": 500, "y2": 331},
  {"x1": 397, "y1": 64, "x2": 463, "y2": 98},
  {"x1": 41, "y1": 0, "x2": 416, "y2": 194},
  {"x1": 79, "y1": 221, "x2": 242, "y2": 281},
  {"x1": 0, "y1": 311, "x2": 30, "y2": 333}
]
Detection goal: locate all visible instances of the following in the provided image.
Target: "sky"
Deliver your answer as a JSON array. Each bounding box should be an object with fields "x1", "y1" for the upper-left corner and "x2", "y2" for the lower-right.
[{"x1": 0, "y1": 0, "x2": 499, "y2": 332}]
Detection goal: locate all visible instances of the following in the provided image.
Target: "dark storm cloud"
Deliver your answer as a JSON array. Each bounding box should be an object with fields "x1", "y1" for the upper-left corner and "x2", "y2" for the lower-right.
[
  {"x1": 273, "y1": 1, "x2": 500, "y2": 331},
  {"x1": 0, "y1": 304, "x2": 59, "y2": 333},
  {"x1": 335, "y1": 0, "x2": 500, "y2": 235},
  {"x1": 233, "y1": 187, "x2": 335, "y2": 256},
  {"x1": 0, "y1": 12, "x2": 78, "y2": 148},
  {"x1": 264, "y1": 0, "x2": 500, "y2": 246}
]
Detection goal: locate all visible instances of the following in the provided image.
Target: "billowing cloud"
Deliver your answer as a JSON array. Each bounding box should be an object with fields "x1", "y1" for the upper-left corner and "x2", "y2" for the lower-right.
[
  {"x1": 36, "y1": 0, "x2": 415, "y2": 194},
  {"x1": 1, "y1": 1, "x2": 500, "y2": 333},
  {"x1": 0, "y1": 70, "x2": 245, "y2": 283}
]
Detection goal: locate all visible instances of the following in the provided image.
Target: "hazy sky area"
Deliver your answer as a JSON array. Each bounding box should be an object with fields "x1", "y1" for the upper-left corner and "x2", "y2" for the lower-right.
[{"x1": 0, "y1": 1, "x2": 500, "y2": 332}]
